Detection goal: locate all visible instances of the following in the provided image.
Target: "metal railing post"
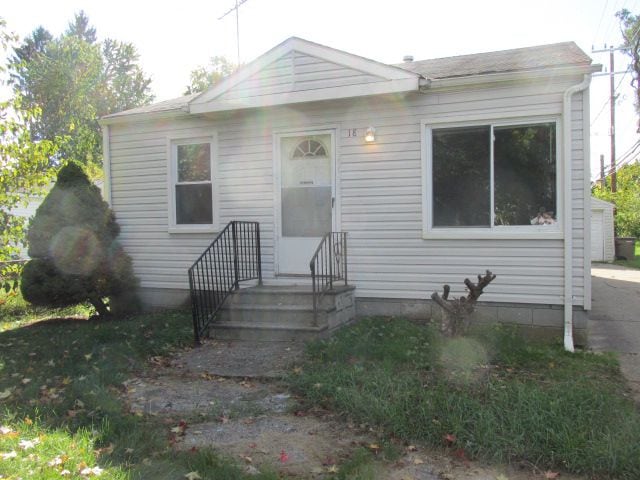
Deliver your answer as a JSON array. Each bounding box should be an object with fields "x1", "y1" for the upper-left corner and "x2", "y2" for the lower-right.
[
  {"x1": 232, "y1": 221, "x2": 239, "y2": 290},
  {"x1": 311, "y1": 262, "x2": 317, "y2": 326},
  {"x1": 256, "y1": 222, "x2": 263, "y2": 285},
  {"x1": 328, "y1": 233, "x2": 333, "y2": 290},
  {"x1": 188, "y1": 269, "x2": 201, "y2": 345},
  {"x1": 343, "y1": 233, "x2": 348, "y2": 285}
]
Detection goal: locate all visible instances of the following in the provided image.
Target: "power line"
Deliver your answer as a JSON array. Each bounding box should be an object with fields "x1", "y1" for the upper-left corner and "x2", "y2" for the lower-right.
[{"x1": 593, "y1": 0, "x2": 611, "y2": 46}]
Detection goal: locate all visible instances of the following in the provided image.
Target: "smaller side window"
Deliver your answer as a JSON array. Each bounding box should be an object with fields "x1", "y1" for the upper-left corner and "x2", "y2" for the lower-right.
[{"x1": 171, "y1": 139, "x2": 214, "y2": 227}]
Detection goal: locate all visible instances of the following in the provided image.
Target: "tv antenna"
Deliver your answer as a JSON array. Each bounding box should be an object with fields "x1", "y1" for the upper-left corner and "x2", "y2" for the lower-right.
[{"x1": 219, "y1": 0, "x2": 249, "y2": 65}]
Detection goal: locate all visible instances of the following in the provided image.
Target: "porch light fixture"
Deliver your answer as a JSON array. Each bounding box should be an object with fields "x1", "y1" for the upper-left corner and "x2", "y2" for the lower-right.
[{"x1": 364, "y1": 126, "x2": 376, "y2": 143}]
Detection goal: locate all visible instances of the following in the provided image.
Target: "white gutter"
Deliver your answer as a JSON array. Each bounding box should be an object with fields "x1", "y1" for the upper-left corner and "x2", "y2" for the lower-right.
[
  {"x1": 101, "y1": 125, "x2": 112, "y2": 205},
  {"x1": 562, "y1": 74, "x2": 591, "y2": 352}
]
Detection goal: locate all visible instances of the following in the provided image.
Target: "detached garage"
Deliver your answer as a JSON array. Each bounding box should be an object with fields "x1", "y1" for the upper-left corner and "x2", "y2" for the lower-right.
[{"x1": 591, "y1": 197, "x2": 615, "y2": 262}]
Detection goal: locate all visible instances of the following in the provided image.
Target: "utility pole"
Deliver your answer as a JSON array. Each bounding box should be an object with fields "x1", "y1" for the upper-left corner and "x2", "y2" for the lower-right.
[
  {"x1": 600, "y1": 153, "x2": 605, "y2": 188},
  {"x1": 219, "y1": 0, "x2": 249, "y2": 65},
  {"x1": 609, "y1": 47, "x2": 617, "y2": 192},
  {"x1": 592, "y1": 45, "x2": 628, "y2": 192}
]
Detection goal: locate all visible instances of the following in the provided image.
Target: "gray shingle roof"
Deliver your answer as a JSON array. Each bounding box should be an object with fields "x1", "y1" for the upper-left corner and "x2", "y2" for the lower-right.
[
  {"x1": 104, "y1": 41, "x2": 593, "y2": 120},
  {"x1": 102, "y1": 93, "x2": 199, "y2": 119},
  {"x1": 395, "y1": 42, "x2": 592, "y2": 79}
]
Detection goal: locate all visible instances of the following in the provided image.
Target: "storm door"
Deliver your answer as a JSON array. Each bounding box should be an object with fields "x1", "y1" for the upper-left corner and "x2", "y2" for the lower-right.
[{"x1": 276, "y1": 132, "x2": 335, "y2": 274}]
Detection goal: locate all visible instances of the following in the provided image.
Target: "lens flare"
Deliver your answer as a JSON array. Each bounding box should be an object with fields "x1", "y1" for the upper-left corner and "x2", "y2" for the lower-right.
[{"x1": 50, "y1": 226, "x2": 103, "y2": 276}]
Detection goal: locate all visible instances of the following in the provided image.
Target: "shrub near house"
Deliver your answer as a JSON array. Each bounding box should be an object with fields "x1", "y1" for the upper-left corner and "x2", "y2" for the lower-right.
[{"x1": 21, "y1": 162, "x2": 139, "y2": 316}]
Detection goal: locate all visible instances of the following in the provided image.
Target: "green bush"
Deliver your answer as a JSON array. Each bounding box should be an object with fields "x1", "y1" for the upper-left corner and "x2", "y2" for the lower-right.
[{"x1": 21, "y1": 162, "x2": 139, "y2": 316}]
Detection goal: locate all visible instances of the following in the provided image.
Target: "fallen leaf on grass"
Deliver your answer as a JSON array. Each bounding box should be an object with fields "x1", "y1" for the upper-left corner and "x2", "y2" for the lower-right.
[
  {"x1": 368, "y1": 443, "x2": 380, "y2": 451},
  {"x1": 1, "y1": 450, "x2": 17, "y2": 460},
  {"x1": 184, "y1": 472, "x2": 202, "y2": 480},
  {"x1": 18, "y1": 438, "x2": 40, "y2": 450},
  {"x1": 95, "y1": 444, "x2": 114, "y2": 456},
  {"x1": 80, "y1": 465, "x2": 104, "y2": 476},
  {"x1": 279, "y1": 449, "x2": 289, "y2": 463},
  {"x1": 47, "y1": 456, "x2": 64, "y2": 466},
  {"x1": 0, "y1": 388, "x2": 14, "y2": 400},
  {"x1": 84, "y1": 353, "x2": 93, "y2": 361},
  {"x1": 443, "y1": 433, "x2": 456, "y2": 445},
  {"x1": 406, "y1": 445, "x2": 417, "y2": 452},
  {"x1": 327, "y1": 465, "x2": 339, "y2": 473},
  {"x1": 170, "y1": 421, "x2": 188, "y2": 435},
  {"x1": 413, "y1": 458, "x2": 424, "y2": 465}
]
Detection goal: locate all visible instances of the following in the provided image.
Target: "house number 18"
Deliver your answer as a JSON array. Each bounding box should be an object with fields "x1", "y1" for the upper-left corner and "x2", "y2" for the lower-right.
[{"x1": 346, "y1": 128, "x2": 357, "y2": 137}]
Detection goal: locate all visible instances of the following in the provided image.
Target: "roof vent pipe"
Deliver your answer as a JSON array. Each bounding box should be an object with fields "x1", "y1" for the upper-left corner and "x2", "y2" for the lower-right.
[{"x1": 403, "y1": 55, "x2": 414, "y2": 63}]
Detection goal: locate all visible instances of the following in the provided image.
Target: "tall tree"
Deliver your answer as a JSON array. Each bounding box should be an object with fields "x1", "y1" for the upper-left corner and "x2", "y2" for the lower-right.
[
  {"x1": 184, "y1": 56, "x2": 236, "y2": 95},
  {"x1": 65, "y1": 10, "x2": 97, "y2": 44},
  {"x1": 7, "y1": 11, "x2": 153, "y2": 168},
  {"x1": 593, "y1": 162, "x2": 640, "y2": 237},
  {"x1": 617, "y1": 9, "x2": 640, "y2": 132},
  {"x1": 0, "y1": 18, "x2": 57, "y2": 291}
]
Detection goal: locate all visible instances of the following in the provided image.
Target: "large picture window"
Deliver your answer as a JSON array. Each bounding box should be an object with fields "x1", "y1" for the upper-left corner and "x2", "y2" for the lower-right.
[
  {"x1": 169, "y1": 137, "x2": 215, "y2": 230},
  {"x1": 428, "y1": 120, "x2": 558, "y2": 233}
]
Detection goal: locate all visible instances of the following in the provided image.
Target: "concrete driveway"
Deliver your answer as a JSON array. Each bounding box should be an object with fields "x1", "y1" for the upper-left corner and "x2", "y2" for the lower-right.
[{"x1": 589, "y1": 263, "x2": 640, "y2": 399}]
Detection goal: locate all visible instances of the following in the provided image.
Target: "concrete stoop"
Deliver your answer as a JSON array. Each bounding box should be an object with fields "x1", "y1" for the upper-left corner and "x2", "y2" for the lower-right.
[{"x1": 212, "y1": 284, "x2": 356, "y2": 341}]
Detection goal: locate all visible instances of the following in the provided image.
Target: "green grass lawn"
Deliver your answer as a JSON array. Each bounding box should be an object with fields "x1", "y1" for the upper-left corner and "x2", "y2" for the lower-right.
[
  {"x1": 290, "y1": 318, "x2": 640, "y2": 479},
  {"x1": 614, "y1": 242, "x2": 640, "y2": 269},
  {"x1": 0, "y1": 290, "x2": 277, "y2": 480}
]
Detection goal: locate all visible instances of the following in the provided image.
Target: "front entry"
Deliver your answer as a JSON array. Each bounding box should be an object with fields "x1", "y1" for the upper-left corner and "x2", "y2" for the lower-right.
[{"x1": 276, "y1": 131, "x2": 335, "y2": 275}]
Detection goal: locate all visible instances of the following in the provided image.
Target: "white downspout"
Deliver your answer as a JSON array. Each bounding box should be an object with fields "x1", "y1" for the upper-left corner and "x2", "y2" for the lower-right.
[{"x1": 562, "y1": 74, "x2": 591, "y2": 352}]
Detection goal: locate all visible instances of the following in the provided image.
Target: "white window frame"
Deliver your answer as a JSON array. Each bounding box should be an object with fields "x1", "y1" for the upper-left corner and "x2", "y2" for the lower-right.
[
  {"x1": 421, "y1": 115, "x2": 563, "y2": 240},
  {"x1": 167, "y1": 133, "x2": 218, "y2": 234}
]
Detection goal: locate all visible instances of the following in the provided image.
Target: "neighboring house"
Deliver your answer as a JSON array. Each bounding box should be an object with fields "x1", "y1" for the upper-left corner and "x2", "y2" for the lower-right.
[
  {"x1": 590, "y1": 197, "x2": 615, "y2": 262},
  {"x1": 100, "y1": 37, "x2": 599, "y2": 349}
]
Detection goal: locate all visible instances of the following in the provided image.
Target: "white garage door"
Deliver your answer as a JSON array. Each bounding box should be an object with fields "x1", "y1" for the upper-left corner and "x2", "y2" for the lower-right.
[{"x1": 591, "y1": 210, "x2": 604, "y2": 261}]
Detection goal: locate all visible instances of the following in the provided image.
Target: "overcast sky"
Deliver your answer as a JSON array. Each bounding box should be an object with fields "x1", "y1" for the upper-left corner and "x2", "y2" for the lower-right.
[{"x1": 2, "y1": 0, "x2": 639, "y2": 177}]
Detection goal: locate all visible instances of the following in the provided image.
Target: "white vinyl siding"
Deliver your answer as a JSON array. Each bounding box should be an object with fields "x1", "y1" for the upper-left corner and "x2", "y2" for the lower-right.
[
  {"x1": 217, "y1": 51, "x2": 383, "y2": 101},
  {"x1": 590, "y1": 198, "x2": 615, "y2": 262},
  {"x1": 108, "y1": 75, "x2": 587, "y2": 306}
]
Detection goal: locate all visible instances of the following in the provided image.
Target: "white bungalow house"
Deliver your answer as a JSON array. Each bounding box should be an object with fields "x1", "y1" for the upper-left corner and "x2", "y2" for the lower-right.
[{"x1": 100, "y1": 37, "x2": 600, "y2": 349}]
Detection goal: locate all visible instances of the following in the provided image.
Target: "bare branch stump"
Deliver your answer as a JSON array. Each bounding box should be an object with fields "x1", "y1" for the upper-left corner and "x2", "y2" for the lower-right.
[{"x1": 431, "y1": 270, "x2": 496, "y2": 336}]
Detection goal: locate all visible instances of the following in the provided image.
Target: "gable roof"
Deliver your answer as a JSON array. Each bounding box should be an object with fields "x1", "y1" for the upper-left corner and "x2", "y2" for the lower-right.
[
  {"x1": 396, "y1": 42, "x2": 593, "y2": 80},
  {"x1": 591, "y1": 196, "x2": 615, "y2": 210},
  {"x1": 188, "y1": 37, "x2": 421, "y2": 114},
  {"x1": 102, "y1": 39, "x2": 596, "y2": 123}
]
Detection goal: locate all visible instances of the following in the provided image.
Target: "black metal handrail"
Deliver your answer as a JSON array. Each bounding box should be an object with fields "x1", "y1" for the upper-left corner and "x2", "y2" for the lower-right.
[
  {"x1": 188, "y1": 221, "x2": 262, "y2": 344},
  {"x1": 310, "y1": 232, "x2": 348, "y2": 325}
]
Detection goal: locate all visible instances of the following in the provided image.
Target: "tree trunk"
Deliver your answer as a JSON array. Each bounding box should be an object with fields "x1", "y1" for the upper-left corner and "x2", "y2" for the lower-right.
[{"x1": 89, "y1": 295, "x2": 110, "y2": 317}]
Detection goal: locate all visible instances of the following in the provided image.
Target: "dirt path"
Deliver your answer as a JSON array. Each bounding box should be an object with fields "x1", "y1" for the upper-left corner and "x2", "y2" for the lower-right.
[{"x1": 122, "y1": 339, "x2": 584, "y2": 479}]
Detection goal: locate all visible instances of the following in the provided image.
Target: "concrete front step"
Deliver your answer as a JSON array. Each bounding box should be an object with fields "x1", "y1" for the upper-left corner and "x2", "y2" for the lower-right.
[
  {"x1": 228, "y1": 285, "x2": 351, "y2": 308},
  {"x1": 218, "y1": 304, "x2": 332, "y2": 328},
  {"x1": 211, "y1": 284, "x2": 356, "y2": 342},
  {"x1": 213, "y1": 322, "x2": 331, "y2": 342}
]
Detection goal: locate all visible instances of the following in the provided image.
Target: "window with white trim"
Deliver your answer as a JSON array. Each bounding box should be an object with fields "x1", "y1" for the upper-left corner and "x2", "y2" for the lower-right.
[
  {"x1": 170, "y1": 137, "x2": 215, "y2": 228},
  {"x1": 426, "y1": 120, "x2": 559, "y2": 234}
]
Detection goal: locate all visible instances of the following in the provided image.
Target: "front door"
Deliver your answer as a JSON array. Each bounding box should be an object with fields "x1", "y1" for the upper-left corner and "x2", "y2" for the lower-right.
[{"x1": 277, "y1": 131, "x2": 335, "y2": 274}]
